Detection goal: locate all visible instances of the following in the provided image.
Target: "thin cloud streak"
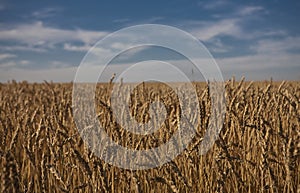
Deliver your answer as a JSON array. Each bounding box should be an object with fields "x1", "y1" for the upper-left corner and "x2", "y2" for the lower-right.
[
  {"x1": 0, "y1": 21, "x2": 108, "y2": 51},
  {"x1": 0, "y1": 53, "x2": 17, "y2": 61},
  {"x1": 188, "y1": 5, "x2": 267, "y2": 41},
  {"x1": 198, "y1": 0, "x2": 230, "y2": 10},
  {"x1": 189, "y1": 18, "x2": 241, "y2": 41},
  {"x1": 32, "y1": 7, "x2": 63, "y2": 19}
]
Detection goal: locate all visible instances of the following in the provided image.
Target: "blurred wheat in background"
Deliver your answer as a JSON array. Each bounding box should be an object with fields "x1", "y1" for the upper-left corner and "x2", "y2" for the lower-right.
[{"x1": 0, "y1": 79, "x2": 299, "y2": 192}]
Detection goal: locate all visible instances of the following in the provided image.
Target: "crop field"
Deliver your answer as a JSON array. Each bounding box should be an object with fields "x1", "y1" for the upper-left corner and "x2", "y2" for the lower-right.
[{"x1": 0, "y1": 79, "x2": 299, "y2": 192}]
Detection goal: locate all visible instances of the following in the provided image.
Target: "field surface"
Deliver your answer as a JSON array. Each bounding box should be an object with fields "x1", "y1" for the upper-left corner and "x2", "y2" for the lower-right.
[{"x1": 0, "y1": 80, "x2": 299, "y2": 192}]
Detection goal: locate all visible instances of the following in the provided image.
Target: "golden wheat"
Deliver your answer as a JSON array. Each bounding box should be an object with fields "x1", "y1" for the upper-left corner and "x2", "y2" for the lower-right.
[{"x1": 0, "y1": 80, "x2": 299, "y2": 192}]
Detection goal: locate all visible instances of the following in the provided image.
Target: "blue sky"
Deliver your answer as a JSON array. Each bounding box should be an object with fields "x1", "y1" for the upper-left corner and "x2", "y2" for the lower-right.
[{"x1": 0, "y1": 0, "x2": 299, "y2": 82}]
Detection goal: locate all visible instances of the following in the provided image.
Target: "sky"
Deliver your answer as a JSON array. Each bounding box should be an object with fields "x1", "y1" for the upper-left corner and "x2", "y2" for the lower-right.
[{"x1": 0, "y1": 0, "x2": 299, "y2": 82}]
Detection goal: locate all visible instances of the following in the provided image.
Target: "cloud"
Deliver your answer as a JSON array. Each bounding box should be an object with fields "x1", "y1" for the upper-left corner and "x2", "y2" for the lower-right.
[
  {"x1": 0, "y1": 59, "x2": 30, "y2": 69},
  {"x1": 251, "y1": 36, "x2": 300, "y2": 55},
  {"x1": 0, "y1": 53, "x2": 17, "y2": 61},
  {"x1": 50, "y1": 60, "x2": 73, "y2": 68},
  {"x1": 64, "y1": 37, "x2": 151, "y2": 61},
  {"x1": 216, "y1": 52, "x2": 300, "y2": 80},
  {"x1": 0, "y1": 21, "x2": 108, "y2": 51},
  {"x1": 206, "y1": 38, "x2": 232, "y2": 53},
  {"x1": 63, "y1": 43, "x2": 92, "y2": 52},
  {"x1": 19, "y1": 60, "x2": 30, "y2": 65},
  {"x1": 214, "y1": 37, "x2": 300, "y2": 79},
  {"x1": 32, "y1": 7, "x2": 62, "y2": 19},
  {"x1": 198, "y1": 0, "x2": 230, "y2": 10},
  {"x1": 189, "y1": 18, "x2": 241, "y2": 41},
  {"x1": 113, "y1": 46, "x2": 150, "y2": 61},
  {"x1": 199, "y1": 1, "x2": 265, "y2": 16},
  {"x1": 187, "y1": 5, "x2": 283, "y2": 43},
  {"x1": 0, "y1": 3, "x2": 298, "y2": 81},
  {"x1": 0, "y1": 54, "x2": 30, "y2": 70},
  {"x1": 0, "y1": 45, "x2": 47, "y2": 52},
  {"x1": 237, "y1": 6, "x2": 265, "y2": 16}
]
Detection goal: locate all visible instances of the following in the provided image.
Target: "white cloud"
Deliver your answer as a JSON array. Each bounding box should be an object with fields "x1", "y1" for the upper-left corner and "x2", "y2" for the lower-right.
[
  {"x1": 32, "y1": 7, "x2": 62, "y2": 19},
  {"x1": 206, "y1": 38, "x2": 232, "y2": 53},
  {"x1": 50, "y1": 60, "x2": 73, "y2": 68},
  {"x1": 19, "y1": 60, "x2": 30, "y2": 65},
  {"x1": 189, "y1": 4, "x2": 269, "y2": 42},
  {"x1": 237, "y1": 6, "x2": 264, "y2": 16},
  {"x1": 198, "y1": 0, "x2": 230, "y2": 10},
  {"x1": 0, "y1": 53, "x2": 17, "y2": 61},
  {"x1": 0, "y1": 21, "x2": 108, "y2": 50},
  {"x1": 0, "y1": 59, "x2": 30, "y2": 69},
  {"x1": 0, "y1": 45, "x2": 47, "y2": 52},
  {"x1": 214, "y1": 37, "x2": 300, "y2": 78},
  {"x1": 188, "y1": 5, "x2": 283, "y2": 42},
  {"x1": 189, "y1": 19, "x2": 241, "y2": 41},
  {"x1": 126, "y1": 17, "x2": 165, "y2": 26},
  {"x1": 63, "y1": 43, "x2": 92, "y2": 52},
  {"x1": 0, "y1": 54, "x2": 29, "y2": 70},
  {"x1": 115, "y1": 46, "x2": 149, "y2": 61},
  {"x1": 251, "y1": 37, "x2": 300, "y2": 55},
  {"x1": 64, "y1": 40, "x2": 150, "y2": 60}
]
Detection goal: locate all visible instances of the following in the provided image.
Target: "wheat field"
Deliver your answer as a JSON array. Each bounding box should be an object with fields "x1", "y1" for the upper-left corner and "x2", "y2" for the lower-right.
[{"x1": 0, "y1": 79, "x2": 299, "y2": 192}]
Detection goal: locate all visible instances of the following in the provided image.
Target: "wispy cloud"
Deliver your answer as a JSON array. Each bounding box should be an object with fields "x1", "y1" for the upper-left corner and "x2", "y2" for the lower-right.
[
  {"x1": 0, "y1": 53, "x2": 17, "y2": 61},
  {"x1": 32, "y1": 7, "x2": 63, "y2": 19},
  {"x1": 126, "y1": 16, "x2": 165, "y2": 26},
  {"x1": 50, "y1": 60, "x2": 73, "y2": 68},
  {"x1": 206, "y1": 38, "x2": 232, "y2": 53},
  {"x1": 0, "y1": 45, "x2": 47, "y2": 52},
  {"x1": 251, "y1": 36, "x2": 300, "y2": 55},
  {"x1": 113, "y1": 46, "x2": 150, "y2": 61},
  {"x1": 63, "y1": 43, "x2": 92, "y2": 52},
  {"x1": 214, "y1": 36, "x2": 300, "y2": 79},
  {"x1": 0, "y1": 21, "x2": 108, "y2": 51},
  {"x1": 0, "y1": 54, "x2": 30, "y2": 70},
  {"x1": 19, "y1": 60, "x2": 30, "y2": 65},
  {"x1": 188, "y1": 5, "x2": 281, "y2": 43},
  {"x1": 236, "y1": 6, "x2": 265, "y2": 16},
  {"x1": 0, "y1": 59, "x2": 30, "y2": 69},
  {"x1": 189, "y1": 18, "x2": 241, "y2": 41},
  {"x1": 198, "y1": 0, "x2": 230, "y2": 10}
]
